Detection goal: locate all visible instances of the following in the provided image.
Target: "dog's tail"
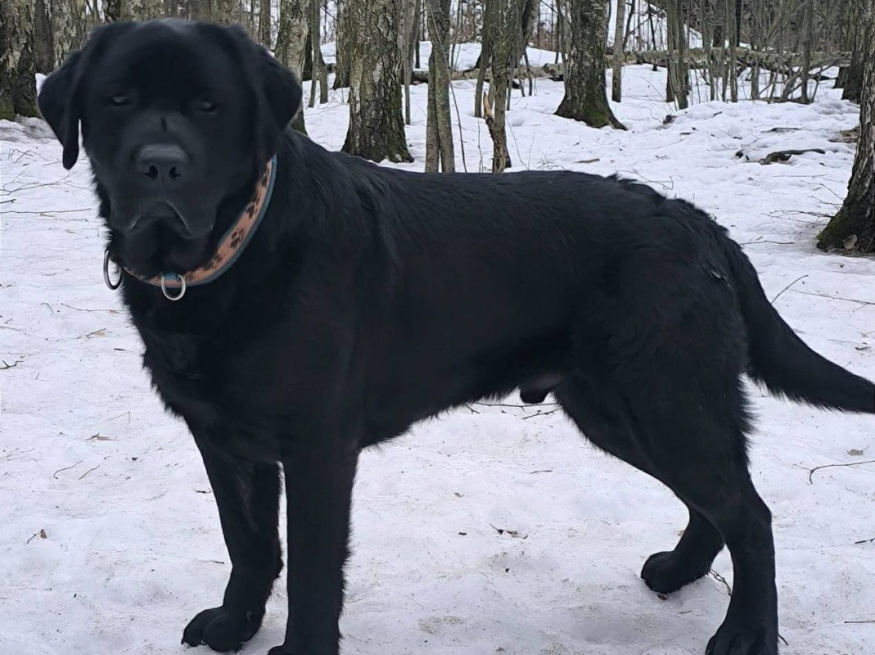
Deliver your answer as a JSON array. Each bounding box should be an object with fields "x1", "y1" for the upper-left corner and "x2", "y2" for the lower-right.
[{"x1": 723, "y1": 238, "x2": 875, "y2": 413}]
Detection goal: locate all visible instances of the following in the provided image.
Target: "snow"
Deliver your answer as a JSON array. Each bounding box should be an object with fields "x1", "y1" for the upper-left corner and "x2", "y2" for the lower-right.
[{"x1": 2, "y1": 60, "x2": 875, "y2": 655}]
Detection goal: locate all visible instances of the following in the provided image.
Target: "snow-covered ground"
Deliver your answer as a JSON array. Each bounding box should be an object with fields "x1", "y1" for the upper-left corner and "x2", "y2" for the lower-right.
[{"x1": 2, "y1": 61, "x2": 874, "y2": 655}]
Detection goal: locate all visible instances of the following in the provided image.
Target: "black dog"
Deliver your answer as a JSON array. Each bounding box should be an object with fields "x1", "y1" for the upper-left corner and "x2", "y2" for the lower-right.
[{"x1": 38, "y1": 20, "x2": 873, "y2": 655}]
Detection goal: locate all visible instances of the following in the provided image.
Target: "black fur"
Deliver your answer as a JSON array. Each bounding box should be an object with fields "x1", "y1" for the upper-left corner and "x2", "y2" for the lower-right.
[{"x1": 38, "y1": 20, "x2": 874, "y2": 655}]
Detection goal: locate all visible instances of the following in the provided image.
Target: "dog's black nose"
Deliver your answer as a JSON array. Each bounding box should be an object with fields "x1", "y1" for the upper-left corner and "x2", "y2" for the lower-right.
[{"x1": 135, "y1": 144, "x2": 188, "y2": 186}]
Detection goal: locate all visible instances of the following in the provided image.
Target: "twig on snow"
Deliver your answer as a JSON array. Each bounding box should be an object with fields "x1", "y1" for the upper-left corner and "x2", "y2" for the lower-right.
[
  {"x1": 78, "y1": 465, "x2": 100, "y2": 480},
  {"x1": 474, "y1": 401, "x2": 558, "y2": 409},
  {"x1": 797, "y1": 459, "x2": 875, "y2": 484},
  {"x1": 709, "y1": 570, "x2": 732, "y2": 597},
  {"x1": 52, "y1": 460, "x2": 83, "y2": 479},
  {"x1": 769, "y1": 275, "x2": 808, "y2": 305},
  {"x1": 522, "y1": 408, "x2": 562, "y2": 420},
  {"x1": 791, "y1": 290, "x2": 875, "y2": 308}
]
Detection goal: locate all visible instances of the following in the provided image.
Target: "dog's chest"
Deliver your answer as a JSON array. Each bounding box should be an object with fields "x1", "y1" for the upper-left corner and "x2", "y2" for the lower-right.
[{"x1": 137, "y1": 323, "x2": 325, "y2": 455}]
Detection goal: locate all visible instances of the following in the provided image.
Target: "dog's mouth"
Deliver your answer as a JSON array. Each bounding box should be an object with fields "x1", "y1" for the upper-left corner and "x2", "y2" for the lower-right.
[
  {"x1": 125, "y1": 200, "x2": 210, "y2": 239},
  {"x1": 110, "y1": 201, "x2": 216, "y2": 277}
]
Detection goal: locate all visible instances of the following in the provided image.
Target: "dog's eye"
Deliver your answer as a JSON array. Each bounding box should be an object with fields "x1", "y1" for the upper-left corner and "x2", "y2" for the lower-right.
[
  {"x1": 109, "y1": 93, "x2": 131, "y2": 107},
  {"x1": 195, "y1": 99, "x2": 218, "y2": 114}
]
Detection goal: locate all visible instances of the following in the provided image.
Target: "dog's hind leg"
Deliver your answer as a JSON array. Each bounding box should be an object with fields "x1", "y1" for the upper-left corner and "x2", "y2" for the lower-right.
[
  {"x1": 612, "y1": 368, "x2": 777, "y2": 655},
  {"x1": 554, "y1": 379, "x2": 725, "y2": 595},
  {"x1": 182, "y1": 437, "x2": 282, "y2": 652}
]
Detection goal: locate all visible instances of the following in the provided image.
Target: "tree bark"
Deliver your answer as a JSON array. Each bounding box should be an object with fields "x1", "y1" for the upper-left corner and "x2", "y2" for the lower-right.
[
  {"x1": 0, "y1": 0, "x2": 38, "y2": 120},
  {"x1": 188, "y1": 0, "x2": 210, "y2": 20},
  {"x1": 484, "y1": 0, "x2": 527, "y2": 172},
  {"x1": 307, "y1": 0, "x2": 329, "y2": 106},
  {"x1": 666, "y1": 0, "x2": 688, "y2": 108},
  {"x1": 842, "y1": 0, "x2": 866, "y2": 102},
  {"x1": 726, "y1": 0, "x2": 738, "y2": 102},
  {"x1": 276, "y1": 0, "x2": 309, "y2": 132},
  {"x1": 818, "y1": 0, "x2": 875, "y2": 255},
  {"x1": 123, "y1": 0, "x2": 165, "y2": 20},
  {"x1": 211, "y1": 0, "x2": 237, "y2": 24},
  {"x1": 800, "y1": 0, "x2": 814, "y2": 104},
  {"x1": 342, "y1": 0, "x2": 412, "y2": 162},
  {"x1": 611, "y1": 0, "x2": 626, "y2": 102},
  {"x1": 332, "y1": 0, "x2": 351, "y2": 89},
  {"x1": 33, "y1": 0, "x2": 54, "y2": 73},
  {"x1": 260, "y1": 0, "x2": 272, "y2": 47},
  {"x1": 555, "y1": 0, "x2": 624, "y2": 129},
  {"x1": 473, "y1": 0, "x2": 491, "y2": 118},
  {"x1": 424, "y1": 0, "x2": 455, "y2": 172},
  {"x1": 53, "y1": 0, "x2": 88, "y2": 68},
  {"x1": 400, "y1": 0, "x2": 415, "y2": 125},
  {"x1": 105, "y1": 0, "x2": 123, "y2": 21}
]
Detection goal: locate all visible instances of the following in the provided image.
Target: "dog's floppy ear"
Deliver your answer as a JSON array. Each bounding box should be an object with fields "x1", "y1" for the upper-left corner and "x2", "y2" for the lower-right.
[
  {"x1": 38, "y1": 48, "x2": 86, "y2": 169},
  {"x1": 257, "y1": 45, "x2": 303, "y2": 136},
  {"x1": 220, "y1": 24, "x2": 302, "y2": 160}
]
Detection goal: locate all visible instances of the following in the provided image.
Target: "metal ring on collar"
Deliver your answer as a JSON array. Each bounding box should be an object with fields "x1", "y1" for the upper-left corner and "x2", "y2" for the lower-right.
[
  {"x1": 160, "y1": 274, "x2": 187, "y2": 301},
  {"x1": 103, "y1": 249, "x2": 122, "y2": 290}
]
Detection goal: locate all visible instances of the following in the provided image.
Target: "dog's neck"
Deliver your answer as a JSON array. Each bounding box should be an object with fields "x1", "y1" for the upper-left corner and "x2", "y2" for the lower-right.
[{"x1": 122, "y1": 156, "x2": 277, "y2": 297}]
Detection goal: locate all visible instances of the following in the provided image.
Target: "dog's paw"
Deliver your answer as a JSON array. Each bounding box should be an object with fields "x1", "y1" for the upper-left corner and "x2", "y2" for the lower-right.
[
  {"x1": 705, "y1": 616, "x2": 777, "y2": 655},
  {"x1": 641, "y1": 550, "x2": 711, "y2": 595},
  {"x1": 182, "y1": 606, "x2": 264, "y2": 652}
]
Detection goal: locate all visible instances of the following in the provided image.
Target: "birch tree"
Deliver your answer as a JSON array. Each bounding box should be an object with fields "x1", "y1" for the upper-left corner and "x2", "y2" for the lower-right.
[
  {"x1": 276, "y1": 0, "x2": 309, "y2": 132},
  {"x1": 555, "y1": 0, "x2": 624, "y2": 129},
  {"x1": 342, "y1": 0, "x2": 412, "y2": 162},
  {"x1": 0, "y1": 0, "x2": 38, "y2": 120}
]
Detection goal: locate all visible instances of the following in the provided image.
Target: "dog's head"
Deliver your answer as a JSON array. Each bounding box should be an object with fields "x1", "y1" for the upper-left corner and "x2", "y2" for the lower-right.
[{"x1": 38, "y1": 20, "x2": 301, "y2": 276}]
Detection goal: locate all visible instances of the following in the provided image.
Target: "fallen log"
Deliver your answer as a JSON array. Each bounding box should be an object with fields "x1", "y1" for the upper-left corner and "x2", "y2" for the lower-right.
[{"x1": 332, "y1": 48, "x2": 850, "y2": 87}]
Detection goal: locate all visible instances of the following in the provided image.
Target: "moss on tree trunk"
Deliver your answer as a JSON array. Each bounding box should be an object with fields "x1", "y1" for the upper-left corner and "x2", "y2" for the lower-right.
[
  {"x1": 555, "y1": 0, "x2": 625, "y2": 129},
  {"x1": 818, "y1": 0, "x2": 875, "y2": 255}
]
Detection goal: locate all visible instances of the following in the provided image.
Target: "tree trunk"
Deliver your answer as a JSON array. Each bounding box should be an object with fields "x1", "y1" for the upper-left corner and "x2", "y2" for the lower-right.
[
  {"x1": 0, "y1": 0, "x2": 38, "y2": 120},
  {"x1": 400, "y1": 0, "x2": 416, "y2": 125},
  {"x1": 611, "y1": 0, "x2": 626, "y2": 102},
  {"x1": 842, "y1": 0, "x2": 866, "y2": 102},
  {"x1": 818, "y1": 0, "x2": 875, "y2": 255},
  {"x1": 411, "y1": 0, "x2": 421, "y2": 70},
  {"x1": 666, "y1": 0, "x2": 688, "y2": 109},
  {"x1": 260, "y1": 0, "x2": 272, "y2": 47},
  {"x1": 726, "y1": 0, "x2": 738, "y2": 102},
  {"x1": 424, "y1": 0, "x2": 455, "y2": 172},
  {"x1": 555, "y1": 0, "x2": 624, "y2": 129},
  {"x1": 800, "y1": 0, "x2": 814, "y2": 103},
  {"x1": 485, "y1": 0, "x2": 526, "y2": 172},
  {"x1": 53, "y1": 0, "x2": 88, "y2": 68},
  {"x1": 474, "y1": 0, "x2": 491, "y2": 118},
  {"x1": 342, "y1": 0, "x2": 412, "y2": 162},
  {"x1": 332, "y1": 0, "x2": 351, "y2": 89},
  {"x1": 33, "y1": 0, "x2": 54, "y2": 73},
  {"x1": 105, "y1": 0, "x2": 123, "y2": 21},
  {"x1": 188, "y1": 0, "x2": 210, "y2": 20},
  {"x1": 123, "y1": 0, "x2": 165, "y2": 20},
  {"x1": 308, "y1": 0, "x2": 329, "y2": 106},
  {"x1": 212, "y1": 0, "x2": 237, "y2": 24},
  {"x1": 276, "y1": 0, "x2": 309, "y2": 132}
]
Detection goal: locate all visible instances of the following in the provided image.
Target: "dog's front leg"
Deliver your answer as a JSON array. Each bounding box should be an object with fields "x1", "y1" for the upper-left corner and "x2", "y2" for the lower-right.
[
  {"x1": 182, "y1": 438, "x2": 283, "y2": 652},
  {"x1": 269, "y1": 437, "x2": 359, "y2": 655}
]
